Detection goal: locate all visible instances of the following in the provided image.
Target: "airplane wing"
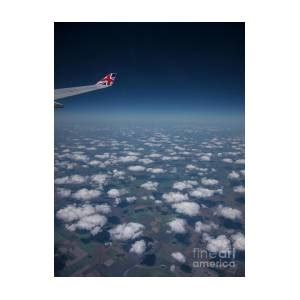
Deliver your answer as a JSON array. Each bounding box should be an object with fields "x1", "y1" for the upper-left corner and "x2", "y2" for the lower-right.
[{"x1": 54, "y1": 73, "x2": 117, "y2": 108}]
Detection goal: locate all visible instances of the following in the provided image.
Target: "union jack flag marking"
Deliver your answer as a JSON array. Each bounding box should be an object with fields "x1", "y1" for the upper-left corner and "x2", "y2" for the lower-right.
[{"x1": 97, "y1": 73, "x2": 117, "y2": 86}]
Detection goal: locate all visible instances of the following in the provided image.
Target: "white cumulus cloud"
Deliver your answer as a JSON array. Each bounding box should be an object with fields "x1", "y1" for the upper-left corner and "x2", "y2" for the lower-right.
[
  {"x1": 216, "y1": 205, "x2": 242, "y2": 220},
  {"x1": 130, "y1": 240, "x2": 146, "y2": 255},
  {"x1": 55, "y1": 174, "x2": 87, "y2": 185},
  {"x1": 190, "y1": 187, "x2": 222, "y2": 198},
  {"x1": 173, "y1": 180, "x2": 198, "y2": 191},
  {"x1": 146, "y1": 168, "x2": 164, "y2": 174},
  {"x1": 128, "y1": 165, "x2": 146, "y2": 172},
  {"x1": 171, "y1": 252, "x2": 186, "y2": 263},
  {"x1": 126, "y1": 196, "x2": 137, "y2": 203},
  {"x1": 68, "y1": 153, "x2": 89, "y2": 162},
  {"x1": 222, "y1": 158, "x2": 233, "y2": 163},
  {"x1": 148, "y1": 153, "x2": 161, "y2": 158},
  {"x1": 185, "y1": 164, "x2": 199, "y2": 171},
  {"x1": 228, "y1": 171, "x2": 240, "y2": 180},
  {"x1": 233, "y1": 185, "x2": 245, "y2": 193},
  {"x1": 112, "y1": 169, "x2": 125, "y2": 179},
  {"x1": 56, "y1": 187, "x2": 71, "y2": 198},
  {"x1": 107, "y1": 188, "x2": 121, "y2": 198},
  {"x1": 200, "y1": 155, "x2": 211, "y2": 161},
  {"x1": 90, "y1": 174, "x2": 108, "y2": 186},
  {"x1": 167, "y1": 218, "x2": 187, "y2": 234},
  {"x1": 66, "y1": 214, "x2": 107, "y2": 236},
  {"x1": 88, "y1": 160, "x2": 101, "y2": 166},
  {"x1": 205, "y1": 234, "x2": 231, "y2": 253},
  {"x1": 95, "y1": 203, "x2": 111, "y2": 214},
  {"x1": 172, "y1": 202, "x2": 200, "y2": 216},
  {"x1": 140, "y1": 181, "x2": 159, "y2": 191},
  {"x1": 109, "y1": 222, "x2": 144, "y2": 241},
  {"x1": 231, "y1": 232, "x2": 245, "y2": 251},
  {"x1": 119, "y1": 155, "x2": 138, "y2": 163},
  {"x1": 235, "y1": 159, "x2": 245, "y2": 164},
  {"x1": 201, "y1": 177, "x2": 219, "y2": 186},
  {"x1": 95, "y1": 153, "x2": 110, "y2": 160},
  {"x1": 195, "y1": 221, "x2": 218, "y2": 234},
  {"x1": 162, "y1": 192, "x2": 189, "y2": 203},
  {"x1": 72, "y1": 188, "x2": 101, "y2": 201},
  {"x1": 56, "y1": 204, "x2": 108, "y2": 235},
  {"x1": 138, "y1": 158, "x2": 154, "y2": 164}
]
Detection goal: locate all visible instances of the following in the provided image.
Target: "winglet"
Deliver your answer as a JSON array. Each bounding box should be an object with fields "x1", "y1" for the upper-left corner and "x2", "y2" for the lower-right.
[{"x1": 96, "y1": 73, "x2": 117, "y2": 87}]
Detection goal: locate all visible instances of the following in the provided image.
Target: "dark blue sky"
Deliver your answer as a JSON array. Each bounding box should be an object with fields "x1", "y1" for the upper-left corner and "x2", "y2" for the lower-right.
[{"x1": 55, "y1": 22, "x2": 244, "y2": 123}]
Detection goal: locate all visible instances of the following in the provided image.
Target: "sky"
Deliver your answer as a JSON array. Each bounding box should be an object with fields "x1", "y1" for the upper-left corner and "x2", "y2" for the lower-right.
[{"x1": 54, "y1": 22, "x2": 244, "y2": 124}]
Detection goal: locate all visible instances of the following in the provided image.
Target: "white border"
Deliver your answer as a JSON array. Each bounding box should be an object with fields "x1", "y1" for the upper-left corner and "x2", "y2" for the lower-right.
[{"x1": 1, "y1": 0, "x2": 299, "y2": 299}]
